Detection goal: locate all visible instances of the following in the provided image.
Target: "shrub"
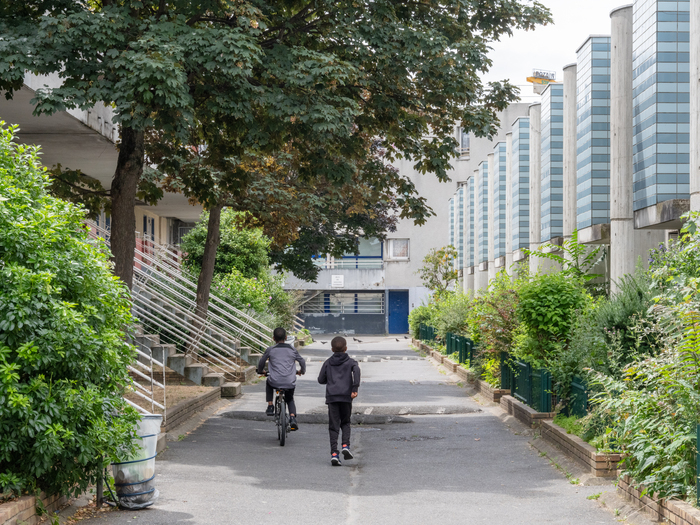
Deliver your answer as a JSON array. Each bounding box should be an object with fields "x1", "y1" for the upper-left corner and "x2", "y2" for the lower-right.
[
  {"x1": 469, "y1": 270, "x2": 521, "y2": 354},
  {"x1": 432, "y1": 292, "x2": 473, "y2": 338},
  {"x1": 0, "y1": 124, "x2": 138, "y2": 497},
  {"x1": 582, "y1": 215, "x2": 700, "y2": 499},
  {"x1": 408, "y1": 304, "x2": 434, "y2": 339},
  {"x1": 551, "y1": 273, "x2": 660, "y2": 405},
  {"x1": 181, "y1": 210, "x2": 271, "y2": 279},
  {"x1": 213, "y1": 269, "x2": 299, "y2": 330},
  {"x1": 514, "y1": 273, "x2": 589, "y2": 368}
]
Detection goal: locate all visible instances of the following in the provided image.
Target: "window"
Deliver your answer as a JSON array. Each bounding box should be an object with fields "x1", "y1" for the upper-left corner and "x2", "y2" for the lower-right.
[
  {"x1": 458, "y1": 128, "x2": 470, "y2": 156},
  {"x1": 143, "y1": 215, "x2": 155, "y2": 242},
  {"x1": 388, "y1": 239, "x2": 410, "y2": 259},
  {"x1": 300, "y1": 293, "x2": 385, "y2": 314}
]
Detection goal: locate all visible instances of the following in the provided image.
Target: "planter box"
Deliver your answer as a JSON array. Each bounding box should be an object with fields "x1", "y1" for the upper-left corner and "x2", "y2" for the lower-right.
[
  {"x1": 442, "y1": 358, "x2": 459, "y2": 374},
  {"x1": 540, "y1": 420, "x2": 621, "y2": 477},
  {"x1": 422, "y1": 342, "x2": 510, "y2": 402},
  {"x1": 500, "y1": 395, "x2": 554, "y2": 428},
  {"x1": 476, "y1": 380, "x2": 510, "y2": 403},
  {"x1": 0, "y1": 492, "x2": 67, "y2": 525},
  {"x1": 163, "y1": 388, "x2": 221, "y2": 432},
  {"x1": 618, "y1": 475, "x2": 700, "y2": 524}
]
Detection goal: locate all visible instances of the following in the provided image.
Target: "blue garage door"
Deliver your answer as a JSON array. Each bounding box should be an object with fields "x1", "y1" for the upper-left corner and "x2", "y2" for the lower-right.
[{"x1": 388, "y1": 291, "x2": 409, "y2": 334}]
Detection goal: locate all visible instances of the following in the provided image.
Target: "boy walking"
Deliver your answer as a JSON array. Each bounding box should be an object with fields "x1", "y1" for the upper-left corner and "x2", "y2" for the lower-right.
[{"x1": 317, "y1": 336, "x2": 361, "y2": 466}]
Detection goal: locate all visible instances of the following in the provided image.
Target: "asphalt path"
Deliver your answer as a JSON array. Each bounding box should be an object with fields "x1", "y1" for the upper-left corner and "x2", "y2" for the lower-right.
[{"x1": 80, "y1": 337, "x2": 624, "y2": 524}]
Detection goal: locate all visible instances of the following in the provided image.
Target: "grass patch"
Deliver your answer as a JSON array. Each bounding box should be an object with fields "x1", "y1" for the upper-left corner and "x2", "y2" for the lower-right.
[{"x1": 553, "y1": 414, "x2": 585, "y2": 438}]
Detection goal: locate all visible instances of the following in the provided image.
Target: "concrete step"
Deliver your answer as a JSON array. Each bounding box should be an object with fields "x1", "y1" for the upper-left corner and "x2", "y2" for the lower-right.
[
  {"x1": 239, "y1": 346, "x2": 251, "y2": 362},
  {"x1": 247, "y1": 352, "x2": 263, "y2": 367},
  {"x1": 221, "y1": 382, "x2": 242, "y2": 398},
  {"x1": 151, "y1": 344, "x2": 177, "y2": 365},
  {"x1": 202, "y1": 373, "x2": 226, "y2": 387},
  {"x1": 184, "y1": 363, "x2": 209, "y2": 385},
  {"x1": 135, "y1": 334, "x2": 159, "y2": 349},
  {"x1": 168, "y1": 354, "x2": 194, "y2": 376}
]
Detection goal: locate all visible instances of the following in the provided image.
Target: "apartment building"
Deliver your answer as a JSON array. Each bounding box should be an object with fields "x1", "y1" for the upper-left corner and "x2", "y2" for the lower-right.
[{"x1": 452, "y1": 0, "x2": 699, "y2": 296}]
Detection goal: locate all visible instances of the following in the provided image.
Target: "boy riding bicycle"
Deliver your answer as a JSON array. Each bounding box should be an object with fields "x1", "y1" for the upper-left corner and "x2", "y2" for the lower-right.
[{"x1": 256, "y1": 327, "x2": 306, "y2": 430}]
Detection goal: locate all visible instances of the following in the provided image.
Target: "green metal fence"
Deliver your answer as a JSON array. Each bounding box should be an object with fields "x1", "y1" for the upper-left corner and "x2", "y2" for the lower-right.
[
  {"x1": 503, "y1": 356, "x2": 553, "y2": 413},
  {"x1": 569, "y1": 376, "x2": 588, "y2": 417},
  {"x1": 445, "y1": 332, "x2": 473, "y2": 367},
  {"x1": 419, "y1": 325, "x2": 473, "y2": 366},
  {"x1": 419, "y1": 324, "x2": 437, "y2": 343},
  {"x1": 500, "y1": 353, "x2": 513, "y2": 391}
]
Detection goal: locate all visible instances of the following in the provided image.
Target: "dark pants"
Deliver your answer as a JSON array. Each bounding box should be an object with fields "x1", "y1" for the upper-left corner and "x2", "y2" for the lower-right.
[
  {"x1": 266, "y1": 380, "x2": 297, "y2": 415},
  {"x1": 328, "y1": 402, "x2": 352, "y2": 454}
]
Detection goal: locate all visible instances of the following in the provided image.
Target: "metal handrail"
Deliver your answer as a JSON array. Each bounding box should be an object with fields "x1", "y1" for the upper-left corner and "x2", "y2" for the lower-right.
[
  {"x1": 86, "y1": 220, "x2": 273, "y2": 351},
  {"x1": 130, "y1": 296, "x2": 243, "y2": 374},
  {"x1": 132, "y1": 257, "x2": 271, "y2": 351}
]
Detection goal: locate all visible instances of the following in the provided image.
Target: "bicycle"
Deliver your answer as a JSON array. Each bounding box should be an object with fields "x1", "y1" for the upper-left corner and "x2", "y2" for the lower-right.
[
  {"x1": 261, "y1": 370, "x2": 301, "y2": 446},
  {"x1": 274, "y1": 387, "x2": 292, "y2": 446}
]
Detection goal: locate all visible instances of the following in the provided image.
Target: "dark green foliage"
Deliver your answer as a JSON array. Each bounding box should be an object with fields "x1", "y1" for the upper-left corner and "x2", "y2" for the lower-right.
[
  {"x1": 550, "y1": 273, "x2": 660, "y2": 406},
  {"x1": 181, "y1": 210, "x2": 270, "y2": 279},
  {"x1": 0, "y1": 124, "x2": 138, "y2": 497},
  {"x1": 0, "y1": 0, "x2": 551, "y2": 286},
  {"x1": 553, "y1": 414, "x2": 584, "y2": 438},
  {"x1": 408, "y1": 305, "x2": 434, "y2": 340},
  {"x1": 515, "y1": 273, "x2": 589, "y2": 367},
  {"x1": 582, "y1": 213, "x2": 700, "y2": 500}
]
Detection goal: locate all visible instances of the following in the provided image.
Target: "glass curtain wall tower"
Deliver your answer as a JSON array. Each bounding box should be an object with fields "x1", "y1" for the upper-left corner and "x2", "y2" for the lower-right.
[
  {"x1": 541, "y1": 83, "x2": 565, "y2": 241},
  {"x1": 632, "y1": 0, "x2": 690, "y2": 210},
  {"x1": 577, "y1": 36, "x2": 612, "y2": 229},
  {"x1": 477, "y1": 161, "x2": 489, "y2": 265},
  {"x1": 456, "y1": 185, "x2": 465, "y2": 269},
  {"x1": 467, "y1": 177, "x2": 475, "y2": 270},
  {"x1": 493, "y1": 142, "x2": 508, "y2": 259},
  {"x1": 512, "y1": 117, "x2": 531, "y2": 250}
]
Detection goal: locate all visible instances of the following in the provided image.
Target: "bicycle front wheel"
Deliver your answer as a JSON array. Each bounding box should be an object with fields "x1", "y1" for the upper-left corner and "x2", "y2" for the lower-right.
[{"x1": 279, "y1": 397, "x2": 286, "y2": 447}]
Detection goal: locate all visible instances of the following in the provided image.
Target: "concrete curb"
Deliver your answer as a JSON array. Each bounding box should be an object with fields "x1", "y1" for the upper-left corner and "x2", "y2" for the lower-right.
[
  {"x1": 163, "y1": 388, "x2": 221, "y2": 432},
  {"x1": 221, "y1": 411, "x2": 413, "y2": 425}
]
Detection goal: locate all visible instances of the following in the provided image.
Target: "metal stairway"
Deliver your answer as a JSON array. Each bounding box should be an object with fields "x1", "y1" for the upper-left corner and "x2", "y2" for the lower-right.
[{"x1": 85, "y1": 221, "x2": 273, "y2": 415}]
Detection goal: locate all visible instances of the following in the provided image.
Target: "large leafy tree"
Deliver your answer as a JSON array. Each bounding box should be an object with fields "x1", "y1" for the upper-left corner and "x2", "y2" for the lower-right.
[
  {"x1": 152, "y1": 133, "x2": 414, "y2": 316},
  {"x1": 0, "y1": 0, "x2": 550, "y2": 289}
]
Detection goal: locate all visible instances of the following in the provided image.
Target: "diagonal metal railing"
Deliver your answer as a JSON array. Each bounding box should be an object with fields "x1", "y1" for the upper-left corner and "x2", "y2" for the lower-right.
[{"x1": 85, "y1": 220, "x2": 273, "y2": 395}]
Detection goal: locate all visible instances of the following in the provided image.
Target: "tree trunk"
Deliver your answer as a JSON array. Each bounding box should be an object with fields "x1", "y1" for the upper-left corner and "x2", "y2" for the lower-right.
[
  {"x1": 195, "y1": 203, "x2": 223, "y2": 319},
  {"x1": 187, "y1": 204, "x2": 222, "y2": 355},
  {"x1": 110, "y1": 127, "x2": 145, "y2": 289}
]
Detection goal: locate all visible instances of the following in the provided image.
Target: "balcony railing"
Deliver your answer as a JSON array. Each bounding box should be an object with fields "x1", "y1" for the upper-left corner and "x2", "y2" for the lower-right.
[{"x1": 313, "y1": 257, "x2": 384, "y2": 269}]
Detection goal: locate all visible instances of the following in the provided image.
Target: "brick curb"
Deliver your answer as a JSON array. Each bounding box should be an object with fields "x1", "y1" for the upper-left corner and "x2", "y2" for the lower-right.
[{"x1": 0, "y1": 492, "x2": 67, "y2": 525}]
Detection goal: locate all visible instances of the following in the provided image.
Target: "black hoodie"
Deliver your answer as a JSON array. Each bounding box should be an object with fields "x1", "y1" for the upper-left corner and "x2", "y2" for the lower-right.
[{"x1": 317, "y1": 352, "x2": 361, "y2": 404}]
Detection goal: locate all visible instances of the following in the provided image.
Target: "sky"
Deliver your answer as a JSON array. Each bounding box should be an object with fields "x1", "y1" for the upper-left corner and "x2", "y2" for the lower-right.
[{"x1": 483, "y1": 0, "x2": 627, "y2": 100}]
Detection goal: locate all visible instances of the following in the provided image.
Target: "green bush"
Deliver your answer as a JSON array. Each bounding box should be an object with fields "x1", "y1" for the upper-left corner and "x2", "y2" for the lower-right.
[
  {"x1": 582, "y1": 213, "x2": 700, "y2": 500},
  {"x1": 0, "y1": 124, "x2": 138, "y2": 497},
  {"x1": 469, "y1": 270, "x2": 521, "y2": 354},
  {"x1": 514, "y1": 273, "x2": 589, "y2": 368},
  {"x1": 553, "y1": 414, "x2": 584, "y2": 438},
  {"x1": 432, "y1": 292, "x2": 473, "y2": 338},
  {"x1": 212, "y1": 269, "x2": 298, "y2": 330},
  {"x1": 181, "y1": 210, "x2": 271, "y2": 279},
  {"x1": 408, "y1": 304, "x2": 434, "y2": 339}
]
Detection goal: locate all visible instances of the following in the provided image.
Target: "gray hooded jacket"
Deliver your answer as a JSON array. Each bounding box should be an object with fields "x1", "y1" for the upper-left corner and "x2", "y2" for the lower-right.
[{"x1": 256, "y1": 343, "x2": 306, "y2": 389}]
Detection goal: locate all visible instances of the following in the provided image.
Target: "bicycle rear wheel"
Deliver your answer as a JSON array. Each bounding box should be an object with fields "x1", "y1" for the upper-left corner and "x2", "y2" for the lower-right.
[
  {"x1": 275, "y1": 396, "x2": 282, "y2": 440},
  {"x1": 279, "y1": 396, "x2": 286, "y2": 447}
]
